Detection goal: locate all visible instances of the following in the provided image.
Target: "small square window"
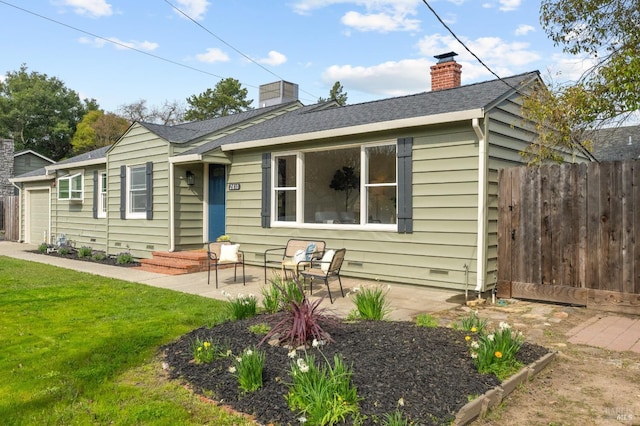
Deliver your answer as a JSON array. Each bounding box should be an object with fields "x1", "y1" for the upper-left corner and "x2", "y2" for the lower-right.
[{"x1": 58, "y1": 173, "x2": 83, "y2": 201}]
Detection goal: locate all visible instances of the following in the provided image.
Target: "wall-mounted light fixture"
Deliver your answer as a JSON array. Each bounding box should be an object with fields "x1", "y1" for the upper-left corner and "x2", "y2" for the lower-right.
[{"x1": 186, "y1": 170, "x2": 195, "y2": 186}]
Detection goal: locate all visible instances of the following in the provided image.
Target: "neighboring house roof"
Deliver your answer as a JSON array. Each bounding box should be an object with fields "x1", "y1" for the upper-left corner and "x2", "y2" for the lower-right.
[
  {"x1": 138, "y1": 101, "x2": 300, "y2": 144},
  {"x1": 9, "y1": 166, "x2": 55, "y2": 182},
  {"x1": 590, "y1": 124, "x2": 640, "y2": 161},
  {"x1": 13, "y1": 149, "x2": 55, "y2": 164},
  {"x1": 47, "y1": 145, "x2": 111, "y2": 170},
  {"x1": 181, "y1": 71, "x2": 540, "y2": 155}
]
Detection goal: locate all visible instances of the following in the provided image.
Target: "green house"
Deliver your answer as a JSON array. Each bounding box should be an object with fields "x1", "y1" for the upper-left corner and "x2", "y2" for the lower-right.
[{"x1": 9, "y1": 57, "x2": 591, "y2": 293}]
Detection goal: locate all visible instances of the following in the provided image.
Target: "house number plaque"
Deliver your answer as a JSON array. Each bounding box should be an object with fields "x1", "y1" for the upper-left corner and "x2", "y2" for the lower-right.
[{"x1": 228, "y1": 183, "x2": 241, "y2": 191}]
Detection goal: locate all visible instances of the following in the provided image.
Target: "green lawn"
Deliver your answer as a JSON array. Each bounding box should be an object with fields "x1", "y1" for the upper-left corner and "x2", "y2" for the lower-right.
[{"x1": 0, "y1": 256, "x2": 253, "y2": 425}]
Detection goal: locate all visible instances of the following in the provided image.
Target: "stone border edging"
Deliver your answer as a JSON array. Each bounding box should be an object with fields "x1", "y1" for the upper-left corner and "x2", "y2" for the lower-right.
[{"x1": 454, "y1": 351, "x2": 557, "y2": 425}]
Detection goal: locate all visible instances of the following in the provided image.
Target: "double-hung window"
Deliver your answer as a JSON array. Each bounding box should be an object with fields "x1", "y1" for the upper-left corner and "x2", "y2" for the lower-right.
[
  {"x1": 58, "y1": 173, "x2": 83, "y2": 201},
  {"x1": 127, "y1": 164, "x2": 147, "y2": 218},
  {"x1": 97, "y1": 172, "x2": 107, "y2": 218},
  {"x1": 270, "y1": 141, "x2": 398, "y2": 228}
]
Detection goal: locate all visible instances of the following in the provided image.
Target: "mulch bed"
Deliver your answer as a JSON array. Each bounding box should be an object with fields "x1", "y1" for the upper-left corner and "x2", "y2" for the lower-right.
[
  {"x1": 162, "y1": 314, "x2": 550, "y2": 425},
  {"x1": 30, "y1": 250, "x2": 141, "y2": 267}
]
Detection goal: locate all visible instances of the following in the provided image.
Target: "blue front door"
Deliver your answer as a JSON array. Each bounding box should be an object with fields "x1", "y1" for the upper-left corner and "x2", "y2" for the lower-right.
[{"x1": 208, "y1": 164, "x2": 226, "y2": 241}]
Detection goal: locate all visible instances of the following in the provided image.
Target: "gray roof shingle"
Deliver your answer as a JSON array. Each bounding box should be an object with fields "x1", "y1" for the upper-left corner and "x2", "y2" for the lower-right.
[
  {"x1": 54, "y1": 145, "x2": 111, "y2": 166},
  {"x1": 181, "y1": 71, "x2": 539, "y2": 155},
  {"x1": 591, "y1": 125, "x2": 640, "y2": 161}
]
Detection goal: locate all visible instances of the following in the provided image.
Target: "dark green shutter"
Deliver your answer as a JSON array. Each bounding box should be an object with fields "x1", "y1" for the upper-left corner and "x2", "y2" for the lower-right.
[
  {"x1": 145, "y1": 161, "x2": 153, "y2": 220},
  {"x1": 261, "y1": 153, "x2": 271, "y2": 228},
  {"x1": 397, "y1": 137, "x2": 413, "y2": 233},
  {"x1": 92, "y1": 170, "x2": 98, "y2": 219},
  {"x1": 120, "y1": 165, "x2": 126, "y2": 220}
]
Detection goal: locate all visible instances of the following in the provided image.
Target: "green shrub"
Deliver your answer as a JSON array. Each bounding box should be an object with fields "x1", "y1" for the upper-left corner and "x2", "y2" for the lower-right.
[
  {"x1": 223, "y1": 292, "x2": 257, "y2": 320},
  {"x1": 349, "y1": 285, "x2": 391, "y2": 320},
  {"x1": 58, "y1": 245, "x2": 71, "y2": 256},
  {"x1": 458, "y1": 310, "x2": 488, "y2": 334},
  {"x1": 92, "y1": 251, "x2": 107, "y2": 261},
  {"x1": 230, "y1": 347, "x2": 265, "y2": 393},
  {"x1": 37, "y1": 243, "x2": 49, "y2": 253},
  {"x1": 415, "y1": 313, "x2": 439, "y2": 328},
  {"x1": 191, "y1": 337, "x2": 231, "y2": 364},
  {"x1": 248, "y1": 323, "x2": 271, "y2": 335},
  {"x1": 77, "y1": 246, "x2": 93, "y2": 258},
  {"x1": 468, "y1": 321, "x2": 524, "y2": 380},
  {"x1": 260, "y1": 279, "x2": 283, "y2": 314},
  {"x1": 116, "y1": 252, "x2": 134, "y2": 264},
  {"x1": 286, "y1": 346, "x2": 360, "y2": 425},
  {"x1": 383, "y1": 410, "x2": 410, "y2": 426}
]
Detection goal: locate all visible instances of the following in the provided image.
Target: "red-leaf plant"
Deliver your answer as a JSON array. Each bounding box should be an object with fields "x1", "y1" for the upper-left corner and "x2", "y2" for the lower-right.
[{"x1": 260, "y1": 277, "x2": 336, "y2": 348}]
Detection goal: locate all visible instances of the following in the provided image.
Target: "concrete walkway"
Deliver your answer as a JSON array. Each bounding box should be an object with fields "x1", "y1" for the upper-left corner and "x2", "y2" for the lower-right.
[
  {"x1": 3, "y1": 240, "x2": 639, "y2": 354},
  {"x1": 0, "y1": 241, "x2": 462, "y2": 321}
]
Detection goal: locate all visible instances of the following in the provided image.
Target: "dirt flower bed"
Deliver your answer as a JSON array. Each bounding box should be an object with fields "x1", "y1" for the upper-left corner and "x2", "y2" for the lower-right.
[
  {"x1": 31, "y1": 248, "x2": 141, "y2": 267},
  {"x1": 163, "y1": 314, "x2": 549, "y2": 425}
]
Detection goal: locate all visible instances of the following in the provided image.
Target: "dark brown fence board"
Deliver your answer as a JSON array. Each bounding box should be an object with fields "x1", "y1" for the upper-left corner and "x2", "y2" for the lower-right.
[
  {"x1": 498, "y1": 161, "x2": 640, "y2": 314},
  {"x1": 2, "y1": 196, "x2": 19, "y2": 241}
]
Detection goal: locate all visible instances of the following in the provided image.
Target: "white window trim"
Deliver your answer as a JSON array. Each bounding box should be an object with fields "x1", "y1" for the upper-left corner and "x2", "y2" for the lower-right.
[
  {"x1": 270, "y1": 142, "x2": 397, "y2": 231},
  {"x1": 57, "y1": 172, "x2": 83, "y2": 201},
  {"x1": 97, "y1": 171, "x2": 107, "y2": 218},
  {"x1": 126, "y1": 164, "x2": 147, "y2": 219}
]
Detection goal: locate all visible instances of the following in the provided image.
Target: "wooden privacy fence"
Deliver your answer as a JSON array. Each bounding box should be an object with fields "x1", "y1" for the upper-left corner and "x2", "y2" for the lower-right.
[
  {"x1": 1, "y1": 196, "x2": 19, "y2": 241},
  {"x1": 497, "y1": 160, "x2": 640, "y2": 315}
]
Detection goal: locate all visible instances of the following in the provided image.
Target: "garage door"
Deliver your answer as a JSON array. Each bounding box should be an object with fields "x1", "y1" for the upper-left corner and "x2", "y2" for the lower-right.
[{"x1": 27, "y1": 189, "x2": 50, "y2": 244}]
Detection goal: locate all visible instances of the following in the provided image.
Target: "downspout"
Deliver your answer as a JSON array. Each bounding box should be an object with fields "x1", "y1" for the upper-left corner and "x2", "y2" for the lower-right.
[
  {"x1": 472, "y1": 118, "x2": 487, "y2": 294},
  {"x1": 168, "y1": 162, "x2": 175, "y2": 252}
]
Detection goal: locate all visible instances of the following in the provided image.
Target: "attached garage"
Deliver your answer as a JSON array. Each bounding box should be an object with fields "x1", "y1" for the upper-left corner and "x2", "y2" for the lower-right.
[{"x1": 25, "y1": 188, "x2": 50, "y2": 244}]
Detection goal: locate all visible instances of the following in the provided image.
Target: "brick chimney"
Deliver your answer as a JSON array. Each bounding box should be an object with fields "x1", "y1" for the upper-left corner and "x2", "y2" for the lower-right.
[{"x1": 430, "y1": 52, "x2": 462, "y2": 91}]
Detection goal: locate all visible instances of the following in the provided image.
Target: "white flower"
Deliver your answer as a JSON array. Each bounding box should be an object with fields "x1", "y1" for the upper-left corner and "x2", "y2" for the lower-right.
[
  {"x1": 245, "y1": 349, "x2": 253, "y2": 356},
  {"x1": 353, "y1": 286, "x2": 360, "y2": 293},
  {"x1": 312, "y1": 339, "x2": 319, "y2": 348},
  {"x1": 397, "y1": 397, "x2": 404, "y2": 407},
  {"x1": 471, "y1": 341, "x2": 480, "y2": 349},
  {"x1": 298, "y1": 416, "x2": 307, "y2": 424},
  {"x1": 487, "y1": 334, "x2": 495, "y2": 342},
  {"x1": 236, "y1": 357, "x2": 242, "y2": 362},
  {"x1": 296, "y1": 358, "x2": 309, "y2": 373},
  {"x1": 471, "y1": 352, "x2": 478, "y2": 359},
  {"x1": 499, "y1": 321, "x2": 511, "y2": 331},
  {"x1": 288, "y1": 349, "x2": 297, "y2": 359},
  {"x1": 228, "y1": 366, "x2": 236, "y2": 373}
]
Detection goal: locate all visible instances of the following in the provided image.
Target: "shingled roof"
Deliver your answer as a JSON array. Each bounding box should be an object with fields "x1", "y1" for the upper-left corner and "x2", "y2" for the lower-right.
[
  {"x1": 591, "y1": 124, "x2": 640, "y2": 161},
  {"x1": 139, "y1": 101, "x2": 299, "y2": 144},
  {"x1": 179, "y1": 71, "x2": 539, "y2": 156}
]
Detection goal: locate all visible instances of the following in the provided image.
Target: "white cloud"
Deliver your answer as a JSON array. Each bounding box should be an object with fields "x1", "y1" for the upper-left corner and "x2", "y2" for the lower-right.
[
  {"x1": 79, "y1": 37, "x2": 158, "y2": 51},
  {"x1": 173, "y1": 0, "x2": 210, "y2": 20},
  {"x1": 292, "y1": 0, "x2": 421, "y2": 32},
  {"x1": 498, "y1": 0, "x2": 521, "y2": 11},
  {"x1": 341, "y1": 11, "x2": 419, "y2": 32},
  {"x1": 257, "y1": 51, "x2": 287, "y2": 66},
  {"x1": 195, "y1": 48, "x2": 229, "y2": 63},
  {"x1": 417, "y1": 33, "x2": 540, "y2": 75},
  {"x1": 59, "y1": 0, "x2": 113, "y2": 17},
  {"x1": 322, "y1": 59, "x2": 431, "y2": 97},
  {"x1": 515, "y1": 24, "x2": 535, "y2": 36}
]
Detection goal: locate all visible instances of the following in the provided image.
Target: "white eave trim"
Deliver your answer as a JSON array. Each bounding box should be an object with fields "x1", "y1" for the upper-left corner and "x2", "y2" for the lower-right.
[
  {"x1": 10, "y1": 174, "x2": 56, "y2": 183},
  {"x1": 14, "y1": 149, "x2": 55, "y2": 164},
  {"x1": 169, "y1": 154, "x2": 202, "y2": 164},
  {"x1": 221, "y1": 108, "x2": 485, "y2": 151},
  {"x1": 46, "y1": 158, "x2": 106, "y2": 171}
]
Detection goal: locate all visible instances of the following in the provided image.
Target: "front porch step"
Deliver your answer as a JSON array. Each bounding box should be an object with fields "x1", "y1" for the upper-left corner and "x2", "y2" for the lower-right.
[
  {"x1": 138, "y1": 250, "x2": 209, "y2": 275},
  {"x1": 137, "y1": 250, "x2": 235, "y2": 275}
]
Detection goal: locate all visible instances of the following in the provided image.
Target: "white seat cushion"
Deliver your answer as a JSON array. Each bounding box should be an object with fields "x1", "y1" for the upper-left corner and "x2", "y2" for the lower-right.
[
  {"x1": 320, "y1": 249, "x2": 334, "y2": 273},
  {"x1": 219, "y1": 244, "x2": 240, "y2": 262}
]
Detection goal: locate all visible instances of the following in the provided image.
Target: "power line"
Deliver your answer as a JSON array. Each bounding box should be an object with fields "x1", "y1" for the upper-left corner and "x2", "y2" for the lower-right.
[
  {"x1": 0, "y1": 0, "x2": 261, "y2": 89},
  {"x1": 163, "y1": 0, "x2": 319, "y2": 100}
]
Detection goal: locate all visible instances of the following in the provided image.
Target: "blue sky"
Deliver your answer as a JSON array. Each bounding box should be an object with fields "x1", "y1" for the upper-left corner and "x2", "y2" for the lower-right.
[{"x1": 0, "y1": 0, "x2": 593, "y2": 114}]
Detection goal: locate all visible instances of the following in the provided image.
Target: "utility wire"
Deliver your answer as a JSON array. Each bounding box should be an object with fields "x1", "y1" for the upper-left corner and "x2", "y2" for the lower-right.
[
  {"x1": 163, "y1": 0, "x2": 319, "y2": 101},
  {"x1": 421, "y1": 0, "x2": 524, "y2": 94},
  {"x1": 0, "y1": 0, "x2": 260, "y2": 90}
]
